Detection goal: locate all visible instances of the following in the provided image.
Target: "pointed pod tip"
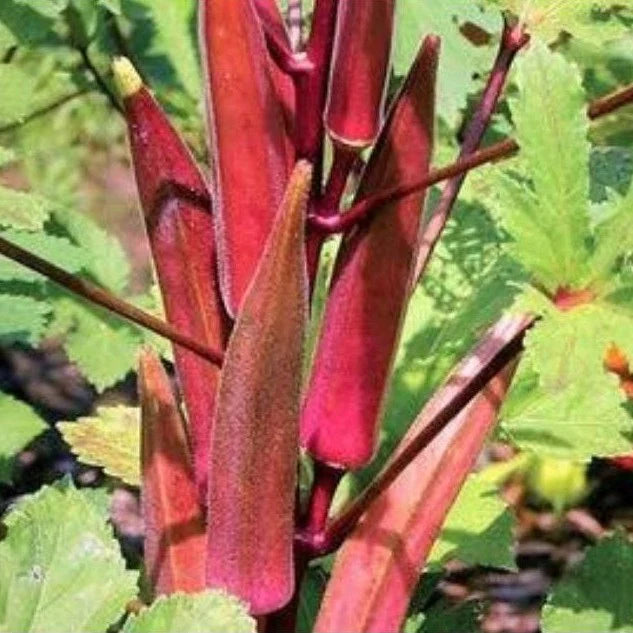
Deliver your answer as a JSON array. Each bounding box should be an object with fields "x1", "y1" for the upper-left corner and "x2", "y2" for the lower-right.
[
  {"x1": 285, "y1": 160, "x2": 313, "y2": 210},
  {"x1": 112, "y1": 56, "x2": 143, "y2": 99}
]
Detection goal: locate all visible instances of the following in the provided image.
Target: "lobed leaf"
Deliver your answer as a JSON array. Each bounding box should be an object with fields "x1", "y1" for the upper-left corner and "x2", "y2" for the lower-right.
[
  {"x1": 122, "y1": 590, "x2": 255, "y2": 633},
  {"x1": 542, "y1": 533, "x2": 633, "y2": 632},
  {"x1": 501, "y1": 300, "x2": 633, "y2": 461},
  {"x1": 484, "y1": 0, "x2": 633, "y2": 44},
  {"x1": 495, "y1": 40, "x2": 592, "y2": 292},
  {"x1": 57, "y1": 406, "x2": 140, "y2": 487},
  {"x1": 0, "y1": 482, "x2": 138, "y2": 633},
  {"x1": 0, "y1": 393, "x2": 46, "y2": 483}
]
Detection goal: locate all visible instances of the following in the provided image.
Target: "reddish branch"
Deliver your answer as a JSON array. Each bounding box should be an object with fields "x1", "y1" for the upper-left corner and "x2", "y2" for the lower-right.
[
  {"x1": 0, "y1": 235, "x2": 224, "y2": 366},
  {"x1": 308, "y1": 76, "x2": 633, "y2": 236},
  {"x1": 412, "y1": 18, "x2": 528, "y2": 285}
]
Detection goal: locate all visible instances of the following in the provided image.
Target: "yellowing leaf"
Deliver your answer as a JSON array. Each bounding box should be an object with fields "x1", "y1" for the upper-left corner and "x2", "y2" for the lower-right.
[{"x1": 58, "y1": 406, "x2": 140, "y2": 486}]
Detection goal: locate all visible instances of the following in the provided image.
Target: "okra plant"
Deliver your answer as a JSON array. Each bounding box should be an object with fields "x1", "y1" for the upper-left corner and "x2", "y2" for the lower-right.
[{"x1": 2, "y1": 1, "x2": 633, "y2": 632}]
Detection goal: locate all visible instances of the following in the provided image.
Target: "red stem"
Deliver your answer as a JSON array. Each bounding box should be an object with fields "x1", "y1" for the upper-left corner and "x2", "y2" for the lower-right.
[
  {"x1": 306, "y1": 144, "x2": 358, "y2": 283},
  {"x1": 296, "y1": 314, "x2": 534, "y2": 557},
  {"x1": 307, "y1": 61, "x2": 633, "y2": 238},
  {"x1": 294, "y1": 0, "x2": 339, "y2": 190},
  {"x1": 302, "y1": 461, "x2": 345, "y2": 535},
  {"x1": 0, "y1": 235, "x2": 224, "y2": 366},
  {"x1": 411, "y1": 18, "x2": 528, "y2": 285}
]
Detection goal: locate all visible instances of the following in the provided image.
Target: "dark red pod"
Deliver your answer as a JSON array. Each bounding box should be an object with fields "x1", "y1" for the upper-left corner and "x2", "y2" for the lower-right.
[
  {"x1": 325, "y1": 0, "x2": 396, "y2": 147},
  {"x1": 206, "y1": 163, "x2": 312, "y2": 614},
  {"x1": 113, "y1": 58, "x2": 230, "y2": 500},
  {"x1": 199, "y1": 0, "x2": 291, "y2": 316},
  {"x1": 301, "y1": 36, "x2": 440, "y2": 469}
]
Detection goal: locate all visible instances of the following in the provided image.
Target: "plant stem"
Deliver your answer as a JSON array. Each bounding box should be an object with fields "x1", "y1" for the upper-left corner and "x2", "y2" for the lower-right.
[
  {"x1": 78, "y1": 46, "x2": 123, "y2": 114},
  {"x1": 287, "y1": 0, "x2": 303, "y2": 50},
  {"x1": 302, "y1": 461, "x2": 344, "y2": 535},
  {"x1": 296, "y1": 314, "x2": 534, "y2": 557},
  {"x1": 307, "y1": 76, "x2": 633, "y2": 236},
  {"x1": 295, "y1": 0, "x2": 339, "y2": 190},
  {"x1": 0, "y1": 89, "x2": 91, "y2": 134},
  {"x1": 306, "y1": 144, "x2": 357, "y2": 283},
  {"x1": 0, "y1": 235, "x2": 224, "y2": 366},
  {"x1": 411, "y1": 19, "x2": 528, "y2": 286}
]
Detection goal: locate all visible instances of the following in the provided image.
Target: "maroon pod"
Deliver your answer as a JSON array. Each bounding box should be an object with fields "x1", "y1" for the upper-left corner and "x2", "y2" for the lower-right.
[
  {"x1": 325, "y1": 0, "x2": 396, "y2": 147},
  {"x1": 206, "y1": 164, "x2": 312, "y2": 614},
  {"x1": 301, "y1": 36, "x2": 440, "y2": 469},
  {"x1": 113, "y1": 58, "x2": 230, "y2": 500},
  {"x1": 199, "y1": 0, "x2": 291, "y2": 316}
]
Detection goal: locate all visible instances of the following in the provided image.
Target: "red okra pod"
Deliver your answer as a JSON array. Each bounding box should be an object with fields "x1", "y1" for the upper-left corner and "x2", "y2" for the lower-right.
[
  {"x1": 301, "y1": 36, "x2": 440, "y2": 469},
  {"x1": 113, "y1": 58, "x2": 230, "y2": 501},
  {"x1": 139, "y1": 349, "x2": 206, "y2": 596},
  {"x1": 315, "y1": 340, "x2": 519, "y2": 632},
  {"x1": 325, "y1": 0, "x2": 396, "y2": 148},
  {"x1": 199, "y1": 0, "x2": 292, "y2": 316},
  {"x1": 206, "y1": 163, "x2": 312, "y2": 614}
]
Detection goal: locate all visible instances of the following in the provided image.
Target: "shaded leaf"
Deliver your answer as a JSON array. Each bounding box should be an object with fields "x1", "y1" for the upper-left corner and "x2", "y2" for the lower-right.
[
  {"x1": 542, "y1": 533, "x2": 633, "y2": 632},
  {"x1": 428, "y1": 473, "x2": 515, "y2": 569},
  {"x1": 0, "y1": 295, "x2": 50, "y2": 344},
  {"x1": 0, "y1": 394, "x2": 46, "y2": 483},
  {"x1": 393, "y1": 0, "x2": 500, "y2": 124}
]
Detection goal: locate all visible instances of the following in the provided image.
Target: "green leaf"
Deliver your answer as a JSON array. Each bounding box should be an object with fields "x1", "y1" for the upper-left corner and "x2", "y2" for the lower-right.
[
  {"x1": 0, "y1": 393, "x2": 46, "y2": 483},
  {"x1": 98, "y1": 0, "x2": 121, "y2": 14},
  {"x1": 0, "y1": 65, "x2": 38, "y2": 126},
  {"x1": 501, "y1": 299, "x2": 633, "y2": 461},
  {"x1": 381, "y1": 199, "x2": 523, "y2": 458},
  {"x1": 0, "y1": 148, "x2": 16, "y2": 168},
  {"x1": 0, "y1": 229, "x2": 86, "y2": 281},
  {"x1": 130, "y1": 0, "x2": 201, "y2": 99},
  {"x1": 0, "y1": 187, "x2": 51, "y2": 231},
  {"x1": 0, "y1": 2, "x2": 59, "y2": 50},
  {"x1": 122, "y1": 591, "x2": 256, "y2": 633},
  {"x1": 52, "y1": 208, "x2": 130, "y2": 293},
  {"x1": 589, "y1": 182, "x2": 633, "y2": 283},
  {"x1": 409, "y1": 599, "x2": 481, "y2": 633},
  {"x1": 296, "y1": 566, "x2": 329, "y2": 633},
  {"x1": 0, "y1": 295, "x2": 50, "y2": 344},
  {"x1": 484, "y1": 1, "x2": 633, "y2": 45},
  {"x1": 542, "y1": 533, "x2": 633, "y2": 632},
  {"x1": 0, "y1": 482, "x2": 138, "y2": 633},
  {"x1": 49, "y1": 296, "x2": 144, "y2": 391},
  {"x1": 393, "y1": 0, "x2": 501, "y2": 124},
  {"x1": 495, "y1": 40, "x2": 591, "y2": 292},
  {"x1": 13, "y1": 0, "x2": 69, "y2": 18},
  {"x1": 57, "y1": 406, "x2": 140, "y2": 486},
  {"x1": 428, "y1": 473, "x2": 515, "y2": 569}
]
